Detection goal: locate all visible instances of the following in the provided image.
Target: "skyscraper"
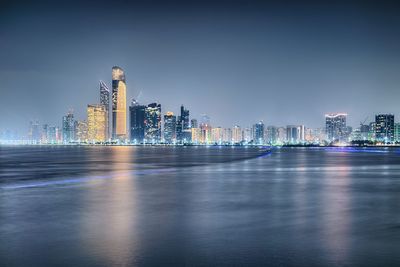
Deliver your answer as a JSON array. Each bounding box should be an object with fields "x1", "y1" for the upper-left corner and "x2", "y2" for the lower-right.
[
  {"x1": 100, "y1": 80, "x2": 110, "y2": 140},
  {"x1": 163, "y1": 112, "x2": 176, "y2": 144},
  {"x1": 145, "y1": 103, "x2": 162, "y2": 143},
  {"x1": 176, "y1": 105, "x2": 190, "y2": 143},
  {"x1": 325, "y1": 113, "x2": 347, "y2": 142},
  {"x1": 87, "y1": 104, "x2": 107, "y2": 143},
  {"x1": 253, "y1": 121, "x2": 264, "y2": 144},
  {"x1": 112, "y1": 66, "x2": 127, "y2": 140},
  {"x1": 62, "y1": 111, "x2": 75, "y2": 143},
  {"x1": 375, "y1": 114, "x2": 394, "y2": 142},
  {"x1": 286, "y1": 125, "x2": 305, "y2": 144},
  {"x1": 129, "y1": 99, "x2": 146, "y2": 143}
]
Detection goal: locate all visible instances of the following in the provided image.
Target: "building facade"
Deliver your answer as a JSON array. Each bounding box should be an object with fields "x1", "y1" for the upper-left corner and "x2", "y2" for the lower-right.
[
  {"x1": 111, "y1": 66, "x2": 127, "y2": 140},
  {"x1": 253, "y1": 121, "x2": 264, "y2": 144},
  {"x1": 87, "y1": 104, "x2": 107, "y2": 142},
  {"x1": 325, "y1": 113, "x2": 347, "y2": 142},
  {"x1": 163, "y1": 112, "x2": 176, "y2": 143},
  {"x1": 129, "y1": 99, "x2": 146, "y2": 143},
  {"x1": 100, "y1": 80, "x2": 110, "y2": 140},
  {"x1": 375, "y1": 114, "x2": 394, "y2": 142},
  {"x1": 145, "y1": 103, "x2": 162, "y2": 143},
  {"x1": 62, "y1": 111, "x2": 75, "y2": 143}
]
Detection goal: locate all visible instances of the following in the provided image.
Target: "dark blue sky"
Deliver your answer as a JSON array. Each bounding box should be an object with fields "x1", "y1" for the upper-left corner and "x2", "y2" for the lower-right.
[{"x1": 1, "y1": 0, "x2": 400, "y2": 133}]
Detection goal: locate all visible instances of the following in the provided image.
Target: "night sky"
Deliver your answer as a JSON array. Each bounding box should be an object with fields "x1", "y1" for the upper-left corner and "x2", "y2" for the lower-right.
[{"x1": 1, "y1": 0, "x2": 400, "y2": 133}]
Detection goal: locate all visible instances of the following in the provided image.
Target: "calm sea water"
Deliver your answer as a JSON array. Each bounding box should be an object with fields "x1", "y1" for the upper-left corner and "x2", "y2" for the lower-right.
[{"x1": 1, "y1": 146, "x2": 400, "y2": 267}]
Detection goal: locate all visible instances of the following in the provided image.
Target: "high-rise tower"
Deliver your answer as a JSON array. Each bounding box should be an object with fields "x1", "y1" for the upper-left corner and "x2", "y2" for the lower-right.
[
  {"x1": 100, "y1": 80, "x2": 110, "y2": 140},
  {"x1": 325, "y1": 113, "x2": 347, "y2": 142},
  {"x1": 111, "y1": 66, "x2": 127, "y2": 140}
]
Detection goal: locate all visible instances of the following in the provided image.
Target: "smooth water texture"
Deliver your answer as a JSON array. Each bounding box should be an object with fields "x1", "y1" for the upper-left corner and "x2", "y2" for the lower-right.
[{"x1": 1, "y1": 146, "x2": 400, "y2": 267}]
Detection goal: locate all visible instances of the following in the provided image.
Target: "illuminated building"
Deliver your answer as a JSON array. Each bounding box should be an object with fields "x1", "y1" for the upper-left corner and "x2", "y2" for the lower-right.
[
  {"x1": 47, "y1": 126, "x2": 57, "y2": 144},
  {"x1": 266, "y1": 126, "x2": 277, "y2": 144},
  {"x1": 286, "y1": 125, "x2": 305, "y2": 144},
  {"x1": 164, "y1": 111, "x2": 176, "y2": 143},
  {"x1": 232, "y1": 125, "x2": 242, "y2": 143},
  {"x1": 276, "y1": 127, "x2": 287, "y2": 143},
  {"x1": 242, "y1": 128, "x2": 251, "y2": 143},
  {"x1": 200, "y1": 123, "x2": 212, "y2": 144},
  {"x1": 253, "y1": 121, "x2": 264, "y2": 145},
  {"x1": 129, "y1": 99, "x2": 146, "y2": 143},
  {"x1": 375, "y1": 114, "x2": 394, "y2": 142},
  {"x1": 62, "y1": 111, "x2": 75, "y2": 143},
  {"x1": 211, "y1": 127, "x2": 223, "y2": 144},
  {"x1": 222, "y1": 128, "x2": 232, "y2": 143},
  {"x1": 74, "y1": 120, "x2": 88, "y2": 142},
  {"x1": 325, "y1": 113, "x2": 347, "y2": 142},
  {"x1": 111, "y1": 66, "x2": 127, "y2": 140},
  {"x1": 145, "y1": 103, "x2": 161, "y2": 143},
  {"x1": 191, "y1": 128, "x2": 201, "y2": 144},
  {"x1": 394, "y1": 123, "x2": 400, "y2": 142},
  {"x1": 100, "y1": 80, "x2": 110, "y2": 140},
  {"x1": 176, "y1": 105, "x2": 191, "y2": 143},
  {"x1": 87, "y1": 104, "x2": 107, "y2": 142},
  {"x1": 41, "y1": 124, "x2": 48, "y2": 143},
  {"x1": 29, "y1": 120, "x2": 41, "y2": 143}
]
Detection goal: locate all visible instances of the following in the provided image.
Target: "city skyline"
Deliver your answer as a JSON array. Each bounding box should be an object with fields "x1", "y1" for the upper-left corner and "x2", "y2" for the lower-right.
[{"x1": 1, "y1": 0, "x2": 400, "y2": 132}]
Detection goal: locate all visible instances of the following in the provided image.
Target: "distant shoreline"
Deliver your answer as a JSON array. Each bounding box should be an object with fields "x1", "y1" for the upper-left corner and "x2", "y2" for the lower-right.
[{"x1": 1, "y1": 143, "x2": 400, "y2": 148}]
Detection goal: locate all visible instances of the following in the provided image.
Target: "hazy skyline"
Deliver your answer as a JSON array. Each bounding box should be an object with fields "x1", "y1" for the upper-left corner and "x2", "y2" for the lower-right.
[{"x1": 1, "y1": 0, "x2": 400, "y2": 133}]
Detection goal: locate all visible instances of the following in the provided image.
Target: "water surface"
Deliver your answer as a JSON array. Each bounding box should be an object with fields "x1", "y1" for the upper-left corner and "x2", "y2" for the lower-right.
[{"x1": 1, "y1": 146, "x2": 400, "y2": 266}]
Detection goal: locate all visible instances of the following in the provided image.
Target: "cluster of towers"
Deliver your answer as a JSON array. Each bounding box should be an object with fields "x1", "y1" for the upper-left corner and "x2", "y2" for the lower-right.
[{"x1": 3, "y1": 66, "x2": 399, "y2": 146}]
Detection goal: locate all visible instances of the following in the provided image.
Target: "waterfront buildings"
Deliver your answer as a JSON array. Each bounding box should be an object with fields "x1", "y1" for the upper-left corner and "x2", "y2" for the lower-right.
[
  {"x1": 145, "y1": 103, "x2": 162, "y2": 143},
  {"x1": 62, "y1": 111, "x2": 75, "y2": 143},
  {"x1": 129, "y1": 99, "x2": 146, "y2": 143},
  {"x1": 164, "y1": 112, "x2": 177, "y2": 143},
  {"x1": 375, "y1": 114, "x2": 394, "y2": 142},
  {"x1": 111, "y1": 66, "x2": 127, "y2": 140},
  {"x1": 325, "y1": 113, "x2": 347, "y2": 142},
  {"x1": 87, "y1": 104, "x2": 107, "y2": 142}
]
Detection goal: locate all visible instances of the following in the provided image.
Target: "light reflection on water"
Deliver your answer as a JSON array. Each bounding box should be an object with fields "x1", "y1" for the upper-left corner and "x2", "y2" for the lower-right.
[{"x1": 1, "y1": 146, "x2": 400, "y2": 267}]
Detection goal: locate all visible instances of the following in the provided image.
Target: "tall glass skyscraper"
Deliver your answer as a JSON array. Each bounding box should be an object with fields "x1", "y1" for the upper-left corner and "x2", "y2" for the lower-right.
[
  {"x1": 62, "y1": 111, "x2": 75, "y2": 143},
  {"x1": 253, "y1": 121, "x2": 264, "y2": 144},
  {"x1": 145, "y1": 103, "x2": 162, "y2": 143},
  {"x1": 111, "y1": 66, "x2": 127, "y2": 140},
  {"x1": 99, "y1": 80, "x2": 110, "y2": 140},
  {"x1": 129, "y1": 99, "x2": 146, "y2": 143},
  {"x1": 163, "y1": 112, "x2": 176, "y2": 144},
  {"x1": 375, "y1": 114, "x2": 394, "y2": 142}
]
